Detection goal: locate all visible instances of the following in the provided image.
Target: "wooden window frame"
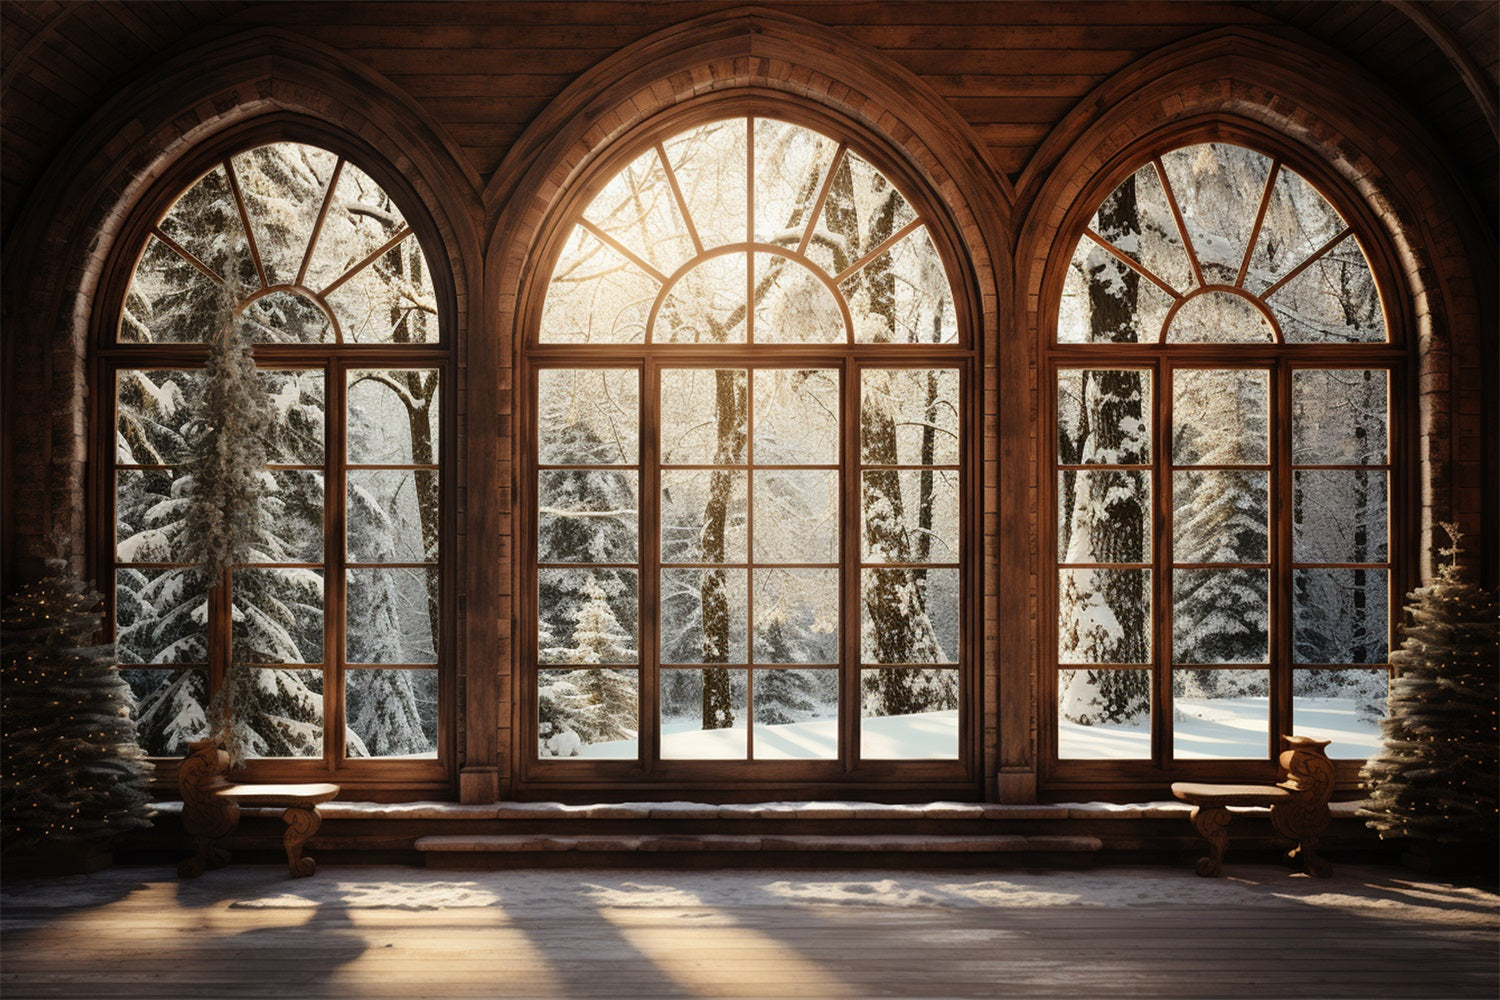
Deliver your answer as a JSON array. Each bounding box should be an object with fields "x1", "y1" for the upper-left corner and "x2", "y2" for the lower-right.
[
  {"x1": 1041, "y1": 134, "x2": 1411, "y2": 796},
  {"x1": 94, "y1": 124, "x2": 456, "y2": 794},
  {"x1": 515, "y1": 108, "x2": 982, "y2": 800}
]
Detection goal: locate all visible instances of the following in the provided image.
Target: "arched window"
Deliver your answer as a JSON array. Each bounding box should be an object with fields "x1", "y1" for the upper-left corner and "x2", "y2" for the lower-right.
[
  {"x1": 106, "y1": 138, "x2": 449, "y2": 781},
  {"x1": 1048, "y1": 140, "x2": 1401, "y2": 778},
  {"x1": 523, "y1": 115, "x2": 972, "y2": 783}
]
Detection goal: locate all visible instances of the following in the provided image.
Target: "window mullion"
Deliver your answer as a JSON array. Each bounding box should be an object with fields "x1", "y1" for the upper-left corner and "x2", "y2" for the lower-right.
[
  {"x1": 640, "y1": 358, "x2": 660, "y2": 771},
  {"x1": 841, "y1": 359, "x2": 861, "y2": 771},
  {"x1": 1154, "y1": 359, "x2": 1172, "y2": 768},
  {"x1": 1272, "y1": 360, "x2": 1294, "y2": 757},
  {"x1": 327, "y1": 357, "x2": 346, "y2": 771}
]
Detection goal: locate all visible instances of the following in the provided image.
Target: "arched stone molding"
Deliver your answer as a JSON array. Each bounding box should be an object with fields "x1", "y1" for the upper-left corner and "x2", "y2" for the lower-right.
[
  {"x1": 0, "y1": 26, "x2": 483, "y2": 790},
  {"x1": 480, "y1": 6, "x2": 1018, "y2": 800},
  {"x1": 1017, "y1": 27, "x2": 1495, "y2": 591}
]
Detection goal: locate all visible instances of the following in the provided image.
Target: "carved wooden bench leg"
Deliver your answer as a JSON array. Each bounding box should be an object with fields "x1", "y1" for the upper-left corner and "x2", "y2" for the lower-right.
[
  {"x1": 1189, "y1": 805, "x2": 1232, "y2": 877},
  {"x1": 1270, "y1": 799, "x2": 1333, "y2": 878},
  {"x1": 282, "y1": 805, "x2": 323, "y2": 877}
]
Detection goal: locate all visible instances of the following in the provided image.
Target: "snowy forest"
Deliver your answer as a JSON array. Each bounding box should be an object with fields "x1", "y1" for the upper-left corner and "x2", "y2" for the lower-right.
[
  {"x1": 1056, "y1": 142, "x2": 1390, "y2": 760},
  {"x1": 114, "y1": 142, "x2": 440, "y2": 760},
  {"x1": 535, "y1": 118, "x2": 962, "y2": 760}
]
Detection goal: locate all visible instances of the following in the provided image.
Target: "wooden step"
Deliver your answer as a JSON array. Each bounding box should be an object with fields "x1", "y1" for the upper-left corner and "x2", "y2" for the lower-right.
[{"x1": 414, "y1": 832, "x2": 1104, "y2": 867}]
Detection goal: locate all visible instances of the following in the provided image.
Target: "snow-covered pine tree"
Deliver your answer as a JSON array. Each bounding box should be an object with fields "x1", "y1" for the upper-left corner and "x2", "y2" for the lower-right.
[
  {"x1": 1, "y1": 547, "x2": 154, "y2": 854},
  {"x1": 182, "y1": 262, "x2": 282, "y2": 766},
  {"x1": 754, "y1": 617, "x2": 819, "y2": 725},
  {"x1": 566, "y1": 576, "x2": 638, "y2": 744},
  {"x1": 1359, "y1": 523, "x2": 1499, "y2": 843}
]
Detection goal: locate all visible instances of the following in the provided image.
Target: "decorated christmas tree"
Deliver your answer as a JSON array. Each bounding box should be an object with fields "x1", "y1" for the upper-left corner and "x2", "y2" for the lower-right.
[
  {"x1": 1360, "y1": 523, "x2": 1499, "y2": 843},
  {"x1": 1, "y1": 546, "x2": 154, "y2": 854}
]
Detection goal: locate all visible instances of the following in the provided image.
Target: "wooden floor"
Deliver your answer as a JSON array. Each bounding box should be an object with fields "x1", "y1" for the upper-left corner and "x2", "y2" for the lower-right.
[{"x1": 3, "y1": 863, "x2": 1496, "y2": 998}]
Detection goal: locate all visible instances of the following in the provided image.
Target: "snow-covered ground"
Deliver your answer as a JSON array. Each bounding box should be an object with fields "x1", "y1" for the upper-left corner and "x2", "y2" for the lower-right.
[
  {"x1": 572, "y1": 700, "x2": 1380, "y2": 761},
  {"x1": 1060, "y1": 695, "x2": 1383, "y2": 760}
]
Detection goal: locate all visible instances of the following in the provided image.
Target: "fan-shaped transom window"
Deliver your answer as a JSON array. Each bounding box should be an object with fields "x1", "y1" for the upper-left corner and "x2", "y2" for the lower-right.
[
  {"x1": 540, "y1": 117, "x2": 957, "y2": 347},
  {"x1": 109, "y1": 140, "x2": 446, "y2": 776},
  {"x1": 1059, "y1": 142, "x2": 1386, "y2": 345},
  {"x1": 527, "y1": 116, "x2": 969, "y2": 776},
  {"x1": 122, "y1": 142, "x2": 436, "y2": 344},
  {"x1": 1050, "y1": 141, "x2": 1397, "y2": 773}
]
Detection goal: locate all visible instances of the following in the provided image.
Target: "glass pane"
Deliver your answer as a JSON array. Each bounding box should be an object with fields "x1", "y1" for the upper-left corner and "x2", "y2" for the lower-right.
[
  {"x1": 538, "y1": 569, "x2": 638, "y2": 665},
  {"x1": 582, "y1": 146, "x2": 695, "y2": 275},
  {"x1": 230, "y1": 143, "x2": 338, "y2": 288},
  {"x1": 1271, "y1": 236, "x2": 1385, "y2": 343},
  {"x1": 862, "y1": 368, "x2": 960, "y2": 466},
  {"x1": 539, "y1": 226, "x2": 657, "y2": 344},
  {"x1": 862, "y1": 469, "x2": 958, "y2": 563},
  {"x1": 661, "y1": 668, "x2": 748, "y2": 759},
  {"x1": 660, "y1": 470, "x2": 746, "y2": 564},
  {"x1": 662, "y1": 118, "x2": 748, "y2": 250},
  {"x1": 1165, "y1": 290, "x2": 1274, "y2": 343},
  {"x1": 844, "y1": 227, "x2": 957, "y2": 345},
  {"x1": 346, "y1": 668, "x2": 438, "y2": 758},
  {"x1": 243, "y1": 667, "x2": 324, "y2": 759},
  {"x1": 1058, "y1": 569, "x2": 1151, "y2": 664},
  {"x1": 1159, "y1": 143, "x2": 1273, "y2": 285},
  {"x1": 753, "y1": 668, "x2": 838, "y2": 759},
  {"x1": 1058, "y1": 668, "x2": 1151, "y2": 758},
  {"x1": 660, "y1": 568, "x2": 747, "y2": 665},
  {"x1": 1057, "y1": 470, "x2": 1150, "y2": 564},
  {"x1": 753, "y1": 568, "x2": 839, "y2": 664},
  {"x1": 755, "y1": 368, "x2": 839, "y2": 465},
  {"x1": 347, "y1": 369, "x2": 440, "y2": 464},
  {"x1": 241, "y1": 290, "x2": 331, "y2": 344},
  {"x1": 120, "y1": 236, "x2": 224, "y2": 343},
  {"x1": 116, "y1": 369, "x2": 201, "y2": 464},
  {"x1": 753, "y1": 254, "x2": 844, "y2": 343},
  {"x1": 1173, "y1": 471, "x2": 1269, "y2": 563},
  {"x1": 754, "y1": 118, "x2": 838, "y2": 247},
  {"x1": 660, "y1": 368, "x2": 745, "y2": 465},
  {"x1": 1172, "y1": 669, "x2": 1270, "y2": 759},
  {"x1": 1245, "y1": 166, "x2": 1347, "y2": 294},
  {"x1": 349, "y1": 470, "x2": 436, "y2": 563},
  {"x1": 121, "y1": 668, "x2": 209, "y2": 756},
  {"x1": 1057, "y1": 236, "x2": 1177, "y2": 344},
  {"x1": 756, "y1": 470, "x2": 838, "y2": 563},
  {"x1": 157, "y1": 163, "x2": 252, "y2": 287},
  {"x1": 860, "y1": 668, "x2": 958, "y2": 759},
  {"x1": 114, "y1": 569, "x2": 208, "y2": 664},
  {"x1": 539, "y1": 668, "x2": 639, "y2": 758},
  {"x1": 538, "y1": 469, "x2": 637, "y2": 564},
  {"x1": 325, "y1": 234, "x2": 438, "y2": 344},
  {"x1": 347, "y1": 567, "x2": 439, "y2": 664},
  {"x1": 304, "y1": 160, "x2": 409, "y2": 294},
  {"x1": 1292, "y1": 369, "x2": 1388, "y2": 465},
  {"x1": 1172, "y1": 368, "x2": 1268, "y2": 465},
  {"x1": 259, "y1": 369, "x2": 325, "y2": 465},
  {"x1": 1055, "y1": 369, "x2": 1151, "y2": 465},
  {"x1": 1293, "y1": 470, "x2": 1388, "y2": 563},
  {"x1": 1293, "y1": 668, "x2": 1388, "y2": 759},
  {"x1": 1294, "y1": 569, "x2": 1388, "y2": 664},
  {"x1": 232, "y1": 568, "x2": 323, "y2": 664},
  {"x1": 809, "y1": 148, "x2": 916, "y2": 277},
  {"x1": 861, "y1": 568, "x2": 959, "y2": 664},
  {"x1": 658, "y1": 253, "x2": 748, "y2": 344},
  {"x1": 539, "y1": 368, "x2": 639, "y2": 465},
  {"x1": 268, "y1": 470, "x2": 324, "y2": 563},
  {"x1": 115, "y1": 469, "x2": 181, "y2": 564},
  {"x1": 1172, "y1": 569, "x2": 1269, "y2": 664},
  {"x1": 1089, "y1": 161, "x2": 1195, "y2": 294}
]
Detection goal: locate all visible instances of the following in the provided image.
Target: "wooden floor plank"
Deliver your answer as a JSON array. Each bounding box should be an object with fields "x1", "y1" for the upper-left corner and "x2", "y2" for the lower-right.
[{"x1": 2, "y1": 864, "x2": 1495, "y2": 999}]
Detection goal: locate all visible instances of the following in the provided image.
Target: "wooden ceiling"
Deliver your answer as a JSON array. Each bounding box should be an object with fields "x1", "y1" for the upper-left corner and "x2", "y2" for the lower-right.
[{"x1": 2, "y1": 1, "x2": 1495, "y2": 239}]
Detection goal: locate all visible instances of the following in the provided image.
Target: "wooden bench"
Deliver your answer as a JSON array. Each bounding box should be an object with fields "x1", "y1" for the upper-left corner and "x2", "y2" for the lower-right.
[
  {"x1": 177, "y1": 737, "x2": 339, "y2": 878},
  {"x1": 1171, "y1": 735, "x2": 1335, "y2": 878}
]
